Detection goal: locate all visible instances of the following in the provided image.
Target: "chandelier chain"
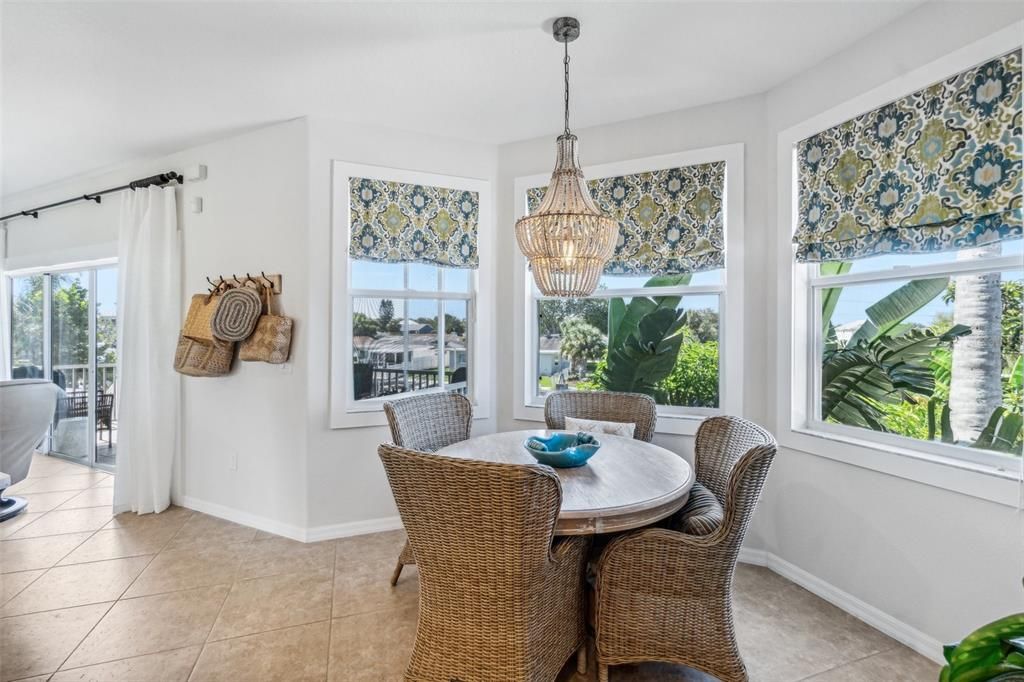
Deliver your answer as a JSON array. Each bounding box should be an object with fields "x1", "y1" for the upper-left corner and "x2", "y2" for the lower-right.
[{"x1": 563, "y1": 39, "x2": 571, "y2": 136}]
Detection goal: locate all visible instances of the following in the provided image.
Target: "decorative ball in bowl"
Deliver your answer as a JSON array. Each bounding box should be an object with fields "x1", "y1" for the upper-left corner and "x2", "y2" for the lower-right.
[{"x1": 523, "y1": 432, "x2": 601, "y2": 468}]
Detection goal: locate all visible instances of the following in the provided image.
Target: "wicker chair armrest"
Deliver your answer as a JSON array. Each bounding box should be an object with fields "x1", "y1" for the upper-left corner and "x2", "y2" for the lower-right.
[
  {"x1": 548, "y1": 535, "x2": 590, "y2": 565},
  {"x1": 540, "y1": 535, "x2": 590, "y2": 620},
  {"x1": 542, "y1": 536, "x2": 591, "y2": 605},
  {"x1": 595, "y1": 527, "x2": 721, "y2": 584}
]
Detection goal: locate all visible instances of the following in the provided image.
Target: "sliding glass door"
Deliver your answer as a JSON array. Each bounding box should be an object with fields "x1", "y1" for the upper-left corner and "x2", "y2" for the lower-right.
[
  {"x1": 51, "y1": 271, "x2": 92, "y2": 464},
  {"x1": 7, "y1": 263, "x2": 118, "y2": 471}
]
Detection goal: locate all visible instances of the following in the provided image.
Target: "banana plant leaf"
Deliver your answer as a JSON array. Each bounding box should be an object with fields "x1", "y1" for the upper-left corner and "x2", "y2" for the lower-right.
[
  {"x1": 928, "y1": 400, "x2": 956, "y2": 443},
  {"x1": 606, "y1": 274, "x2": 690, "y2": 359},
  {"x1": 941, "y1": 613, "x2": 1024, "y2": 682},
  {"x1": 602, "y1": 307, "x2": 689, "y2": 397},
  {"x1": 822, "y1": 325, "x2": 970, "y2": 429},
  {"x1": 1004, "y1": 356, "x2": 1023, "y2": 409},
  {"x1": 847, "y1": 277, "x2": 951, "y2": 347},
  {"x1": 971, "y1": 407, "x2": 1023, "y2": 454}
]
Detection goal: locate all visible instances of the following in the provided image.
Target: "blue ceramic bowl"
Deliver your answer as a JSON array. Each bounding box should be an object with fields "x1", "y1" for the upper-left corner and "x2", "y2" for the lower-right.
[{"x1": 523, "y1": 432, "x2": 601, "y2": 468}]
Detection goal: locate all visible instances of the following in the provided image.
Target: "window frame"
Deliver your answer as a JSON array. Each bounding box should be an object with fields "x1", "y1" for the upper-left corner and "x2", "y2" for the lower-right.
[
  {"x1": 805, "y1": 254, "x2": 1022, "y2": 472},
  {"x1": 330, "y1": 162, "x2": 493, "y2": 429},
  {"x1": 348, "y1": 264, "x2": 474, "y2": 409},
  {"x1": 777, "y1": 22, "x2": 1024, "y2": 505},
  {"x1": 513, "y1": 144, "x2": 745, "y2": 436}
]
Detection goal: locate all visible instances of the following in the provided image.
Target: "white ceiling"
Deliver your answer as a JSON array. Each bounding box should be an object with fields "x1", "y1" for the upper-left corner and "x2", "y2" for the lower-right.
[{"x1": 2, "y1": 1, "x2": 924, "y2": 196}]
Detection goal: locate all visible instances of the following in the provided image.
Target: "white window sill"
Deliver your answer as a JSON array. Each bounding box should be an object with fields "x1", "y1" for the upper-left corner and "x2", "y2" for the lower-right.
[
  {"x1": 514, "y1": 401, "x2": 708, "y2": 436},
  {"x1": 331, "y1": 397, "x2": 490, "y2": 430},
  {"x1": 781, "y1": 427, "x2": 1021, "y2": 508}
]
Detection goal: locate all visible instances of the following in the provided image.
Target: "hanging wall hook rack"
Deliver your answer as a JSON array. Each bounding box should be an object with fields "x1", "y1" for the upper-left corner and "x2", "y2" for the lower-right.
[{"x1": 205, "y1": 272, "x2": 282, "y2": 295}]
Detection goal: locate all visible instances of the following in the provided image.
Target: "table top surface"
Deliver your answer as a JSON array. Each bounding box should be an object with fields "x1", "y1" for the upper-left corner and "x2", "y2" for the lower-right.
[{"x1": 437, "y1": 429, "x2": 695, "y2": 535}]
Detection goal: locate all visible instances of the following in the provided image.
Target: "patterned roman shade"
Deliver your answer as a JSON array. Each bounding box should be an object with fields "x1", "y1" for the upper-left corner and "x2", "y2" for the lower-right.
[
  {"x1": 793, "y1": 50, "x2": 1022, "y2": 263},
  {"x1": 349, "y1": 177, "x2": 479, "y2": 268},
  {"x1": 527, "y1": 161, "x2": 725, "y2": 276}
]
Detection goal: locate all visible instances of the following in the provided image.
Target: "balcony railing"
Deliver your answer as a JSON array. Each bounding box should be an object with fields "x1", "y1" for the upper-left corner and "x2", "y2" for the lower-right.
[
  {"x1": 53, "y1": 363, "x2": 116, "y2": 393},
  {"x1": 11, "y1": 363, "x2": 116, "y2": 392},
  {"x1": 354, "y1": 363, "x2": 468, "y2": 400}
]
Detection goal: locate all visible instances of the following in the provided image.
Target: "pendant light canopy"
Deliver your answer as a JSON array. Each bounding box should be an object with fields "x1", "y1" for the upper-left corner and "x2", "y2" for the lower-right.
[{"x1": 515, "y1": 17, "x2": 618, "y2": 298}]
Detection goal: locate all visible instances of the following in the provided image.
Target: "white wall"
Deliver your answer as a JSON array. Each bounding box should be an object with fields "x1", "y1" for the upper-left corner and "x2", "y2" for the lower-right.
[
  {"x1": 1, "y1": 115, "x2": 500, "y2": 539},
  {"x1": 2, "y1": 119, "x2": 312, "y2": 535},
  {"x1": 759, "y1": 0, "x2": 1024, "y2": 649},
  {"x1": 303, "y1": 117, "x2": 499, "y2": 533}
]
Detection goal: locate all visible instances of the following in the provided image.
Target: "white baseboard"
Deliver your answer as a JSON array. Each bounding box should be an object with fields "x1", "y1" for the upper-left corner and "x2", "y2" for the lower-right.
[
  {"x1": 177, "y1": 495, "x2": 308, "y2": 542},
  {"x1": 304, "y1": 516, "x2": 404, "y2": 543},
  {"x1": 739, "y1": 548, "x2": 944, "y2": 665},
  {"x1": 176, "y1": 495, "x2": 403, "y2": 544}
]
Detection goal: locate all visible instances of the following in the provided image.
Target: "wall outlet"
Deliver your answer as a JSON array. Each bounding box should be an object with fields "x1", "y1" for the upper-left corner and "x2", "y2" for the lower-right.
[{"x1": 228, "y1": 451, "x2": 238, "y2": 471}]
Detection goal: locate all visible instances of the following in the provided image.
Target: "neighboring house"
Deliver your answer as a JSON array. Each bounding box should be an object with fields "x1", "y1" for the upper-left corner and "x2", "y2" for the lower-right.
[
  {"x1": 400, "y1": 319, "x2": 434, "y2": 334},
  {"x1": 834, "y1": 320, "x2": 865, "y2": 346},
  {"x1": 538, "y1": 334, "x2": 566, "y2": 377},
  {"x1": 353, "y1": 333, "x2": 466, "y2": 371}
]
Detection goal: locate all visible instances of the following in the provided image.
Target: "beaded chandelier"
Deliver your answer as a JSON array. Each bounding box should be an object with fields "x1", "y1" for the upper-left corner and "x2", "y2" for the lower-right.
[{"x1": 515, "y1": 17, "x2": 618, "y2": 297}]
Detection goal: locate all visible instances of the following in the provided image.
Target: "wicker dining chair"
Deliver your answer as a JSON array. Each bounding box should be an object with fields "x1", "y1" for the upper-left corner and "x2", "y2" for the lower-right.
[
  {"x1": 544, "y1": 391, "x2": 657, "y2": 442},
  {"x1": 378, "y1": 444, "x2": 590, "y2": 681},
  {"x1": 593, "y1": 416, "x2": 777, "y2": 682},
  {"x1": 383, "y1": 392, "x2": 473, "y2": 586}
]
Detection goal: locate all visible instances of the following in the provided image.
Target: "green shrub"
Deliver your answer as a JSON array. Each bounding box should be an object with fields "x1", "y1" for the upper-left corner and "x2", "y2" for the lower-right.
[{"x1": 662, "y1": 340, "x2": 719, "y2": 407}]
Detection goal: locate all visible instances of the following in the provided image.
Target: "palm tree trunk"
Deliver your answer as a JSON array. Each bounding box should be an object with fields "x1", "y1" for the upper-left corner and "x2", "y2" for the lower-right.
[{"x1": 949, "y1": 244, "x2": 1003, "y2": 442}]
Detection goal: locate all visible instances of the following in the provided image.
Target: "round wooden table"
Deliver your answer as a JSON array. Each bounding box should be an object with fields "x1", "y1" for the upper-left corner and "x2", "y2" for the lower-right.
[{"x1": 437, "y1": 429, "x2": 694, "y2": 536}]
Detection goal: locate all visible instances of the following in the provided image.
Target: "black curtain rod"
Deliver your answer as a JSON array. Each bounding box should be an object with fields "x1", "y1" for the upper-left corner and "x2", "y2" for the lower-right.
[{"x1": 0, "y1": 171, "x2": 184, "y2": 223}]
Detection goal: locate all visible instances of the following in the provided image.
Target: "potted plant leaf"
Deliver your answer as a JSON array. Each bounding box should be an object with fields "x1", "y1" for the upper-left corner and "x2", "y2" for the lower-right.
[{"x1": 940, "y1": 613, "x2": 1024, "y2": 681}]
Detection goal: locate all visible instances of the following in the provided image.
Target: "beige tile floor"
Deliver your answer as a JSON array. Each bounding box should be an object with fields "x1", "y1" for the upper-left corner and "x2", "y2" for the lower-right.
[{"x1": 0, "y1": 454, "x2": 941, "y2": 682}]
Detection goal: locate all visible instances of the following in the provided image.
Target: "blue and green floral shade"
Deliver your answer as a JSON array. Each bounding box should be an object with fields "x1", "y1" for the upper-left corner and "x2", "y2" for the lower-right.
[
  {"x1": 794, "y1": 49, "x2": 1022, "y2": 263},
  {"x1": 349, "y1": 177, "x2": 479, "y2": 269},
  {"x1": 527, "y1": 161, "x2": 725, "y2": 277}
]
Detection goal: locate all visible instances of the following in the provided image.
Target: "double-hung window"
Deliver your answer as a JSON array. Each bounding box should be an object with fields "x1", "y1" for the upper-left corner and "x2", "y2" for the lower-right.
[
  {"x1": 330, "y1": 163, "x2": 491, "y2": 428},
  {"x1": 514, "y1": 145, "x2": 745, "y2": 435},
  {"x1": 791, "y1": 49, "x2": 1023, "y2": 469}
]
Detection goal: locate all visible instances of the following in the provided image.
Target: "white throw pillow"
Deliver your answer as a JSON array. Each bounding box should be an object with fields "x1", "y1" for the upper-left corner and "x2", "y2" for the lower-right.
[{"x1": 564, "y1": 416, "x2": 635, "y2": 439}]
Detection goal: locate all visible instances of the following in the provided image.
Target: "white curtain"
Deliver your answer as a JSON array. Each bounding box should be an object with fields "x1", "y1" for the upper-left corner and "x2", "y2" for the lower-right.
[
  {"x1": 0, "y1": 226, "x2": 10, "y2": 380},
  {"x1": 113, "y1": 187, "x2": 181, "y2": 515}
]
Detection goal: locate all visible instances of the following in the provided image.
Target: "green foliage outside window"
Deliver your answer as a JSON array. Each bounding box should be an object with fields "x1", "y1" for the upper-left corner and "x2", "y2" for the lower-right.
[
  {"x1": 560, "y1": 274, "x2": 720, "y2": 408},
  {"x1": 10, "y1": 274, "x2": 116, "y2": 371},
  {"x1": 821, "y1": 262, "x2": 1022, "y2": 456}
]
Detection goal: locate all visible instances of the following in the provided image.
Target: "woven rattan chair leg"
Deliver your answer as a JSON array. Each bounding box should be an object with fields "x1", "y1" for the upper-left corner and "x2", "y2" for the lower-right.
[
  {"x1": 598, "y1": 663, "x2": 609, "y2": 682},
  {"x1": 576, "y1": 645, "x2": 587, "y2": 674},
  {"x1": 389, "y1": 558, "x2": 404, "y2": 587}
]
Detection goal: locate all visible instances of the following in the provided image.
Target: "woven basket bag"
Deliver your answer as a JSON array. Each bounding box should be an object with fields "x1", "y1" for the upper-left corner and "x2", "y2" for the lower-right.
[
  {"x1": 211, "y1": 286, "x2": 262, "y2": 342},
  {"x1": 239, "y1": 286, "x2": 293, "y2": 364},
  {"x1": 182, "y1": 293, "x2": 221, "y2": 342},
  {"x1": 173, "y1": 334, "x2": 234, "y2": 377}
]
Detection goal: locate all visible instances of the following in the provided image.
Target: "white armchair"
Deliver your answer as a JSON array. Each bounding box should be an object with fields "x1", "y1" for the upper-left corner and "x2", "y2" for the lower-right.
[{"x1": 0, "y1": 379, "x2": 61, "y2": 521}]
